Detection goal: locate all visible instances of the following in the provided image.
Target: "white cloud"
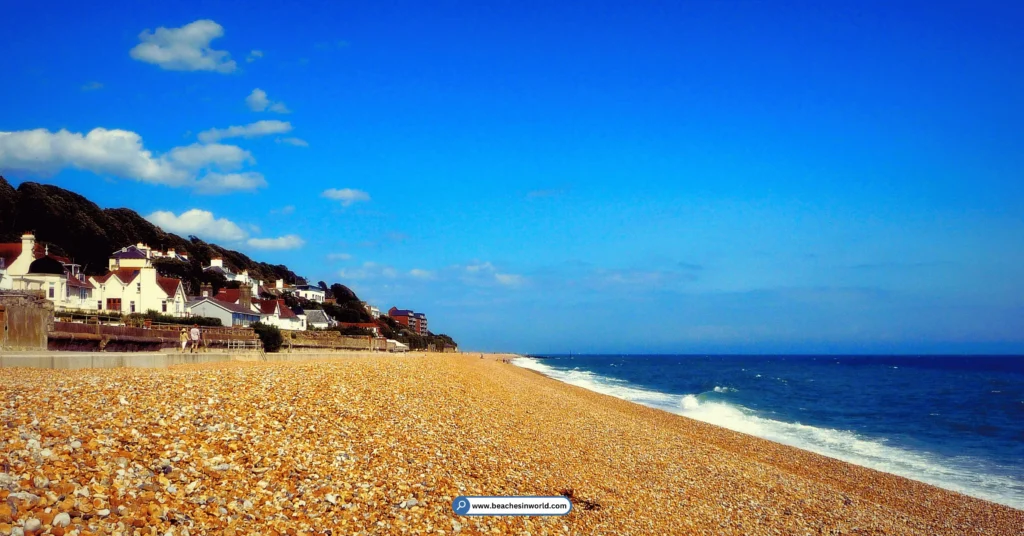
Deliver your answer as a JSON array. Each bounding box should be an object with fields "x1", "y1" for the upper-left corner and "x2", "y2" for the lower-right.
[
  {"x1": 0, "y1": 127, "x2": 266, "y2": 194},
  {"x1": 495, "y1": 273, "x2": 524, "y2": 286},
  {"x1": 461, "y1": 261, "x2": 524, "y2": 286},
  {"x1": 271, "y1": 205, "x2": 295, "y2": 215},
  {"x1": 338, "y1": 262, "x2": 397, "y2": 280},
  {"x1": 166, "y1": 142, "x2": 253, "y2": 170},
  {"x1": 197, "y1": 120, "x2": 292, "y2": 143},
  {"x1": 0, "y1": 128, "x2": 188, "y2": 185},
  {"x1": 268, "y1": 102, "x2": 291, "y2": 113},
  {"x1": 322, "y1": 188, "x2": 371, "y2": 206},
  {"x1": 129, "y1": 20, "x2": 236, "y2": 73},
  {"x1": 146, "y1": 209, "x2": 248, "y2": 241},
  {"x1": 409, "y1": 268, "x2": 435, "y2": 279},
  {"x1": 246, "y1": 50, "x2": 263, "y2": 63},
  {"x1": 327, "y1": 253, "x2": 353, "y2": 260},
  {"x1": 245, "y1": 88, "x2": 289, "y2": 113},
  {"x1": 245, "y1": 89, "x2": 270, "y2": 111},
  {"x1": 247, "y1": 235, "x2": 306, "y2": 250},
  {"x1": 276, "y1": 137, "x2": 308, "y2": 147},
  {"x1": 465, "y1": 262, "x2": 495, "y2": 273},
  {"x1": 194, "y1": 172, "x2": 267, "y2": 194}
]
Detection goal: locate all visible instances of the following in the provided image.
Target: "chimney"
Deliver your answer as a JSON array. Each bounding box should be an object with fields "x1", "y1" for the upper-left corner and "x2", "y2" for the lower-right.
[
  {"x1": 21, "y1": 233, "x2": 35, "y2": 255},
  {"x1": 239, "y1": 285, "x2": 253, "y2": 309},
  {"x1": 211, "y1": 257, "x2": 223, "y2": 268},
  {"x1": 201, "y1": 283, "x2": 213, "y2": 298},
  {"x1": 276, "y1": 278, "x2": 284, "y2": 289}
]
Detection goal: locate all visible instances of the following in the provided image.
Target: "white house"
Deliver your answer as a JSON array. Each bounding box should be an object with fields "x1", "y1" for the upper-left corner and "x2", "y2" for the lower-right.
[
  {"x1": 186, "y1": 297, "x2": 261, "y2": 327},
  {"x1": 364, "y1": 303, "x2": 381, "y2": 319},
  {"x1": 293, "y1": 284, "x2": 326, "y2": 303},
  {"x1": 305, "y1": 309, "x2": 334, "y2": 329},
  {"x1": 90, "y1": 267, "x2": 186, "y2": 315},
  {"x1": 210, "y1": 287, "x2": 305, "y2": 331},
  {"x1": 91, "y1": 245, "x2": 187, "y2": 316},
  {"x1": 203, "y1": 257, "x2": 262, "y2": 296},
  {"x1": 254, "y1": 299, "x2": 305, "y2": 331},
  {"x1": 0, "y1": 233, "x2": 97, "y2": 311}
]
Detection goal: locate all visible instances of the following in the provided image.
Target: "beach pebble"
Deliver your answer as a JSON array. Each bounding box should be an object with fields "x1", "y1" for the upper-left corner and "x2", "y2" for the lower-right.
[
  {"x1": 53, "y1": 512, "x2": 71, "y2": 527},
  {"x1": 24, "y1": 519, "x2": 41, "y2": 532}
]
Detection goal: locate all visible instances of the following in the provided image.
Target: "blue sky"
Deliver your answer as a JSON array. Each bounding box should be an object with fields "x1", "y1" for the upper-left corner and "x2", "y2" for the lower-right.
[{"x1": 1, "y1": 1, "x2": 1022, "y2": 353}]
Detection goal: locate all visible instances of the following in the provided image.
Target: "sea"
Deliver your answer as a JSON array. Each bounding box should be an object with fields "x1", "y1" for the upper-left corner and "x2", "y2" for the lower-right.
[{"x1": 512, "y1": 354, "x2": 1024, "y2": 510}]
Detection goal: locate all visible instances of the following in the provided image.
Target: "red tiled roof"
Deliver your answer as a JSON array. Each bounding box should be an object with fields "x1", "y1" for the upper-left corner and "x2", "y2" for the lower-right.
[
  {"x1": 92, "y1": 269, "x2": 140, "y2": 285},
  {"x1": 157, "y1": 276, "x2": 182, "y2": 297},
  {"x1": 66, "y1": 274, "x2": 95, "y2": 289},
  {"x1": 0, "y1": 244, "x2": 21, "y2": 268},
  {"x1": 215, "y1": 288, "x2": 241, "y2": 304},
  {"x1": 0, "y1": 242, "x2": 45, "y2": 268},
  {"x1": 253, "y1": 299, "x2": 279, "y2": 315},
  {"x1": 278, "y1": 300, "x2": 297, "y2": 319}
]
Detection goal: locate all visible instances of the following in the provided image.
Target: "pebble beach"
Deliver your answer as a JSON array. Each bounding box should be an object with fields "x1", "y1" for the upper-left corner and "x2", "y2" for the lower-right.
[{"x1": 1, "y1": 353, "x2": 1021, "y2": 535}]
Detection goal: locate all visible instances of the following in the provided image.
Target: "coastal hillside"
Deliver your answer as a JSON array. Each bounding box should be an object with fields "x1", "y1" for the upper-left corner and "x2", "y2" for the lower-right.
[{"x1": 0, "y1": 175, "x2": 309, "y2": 296}]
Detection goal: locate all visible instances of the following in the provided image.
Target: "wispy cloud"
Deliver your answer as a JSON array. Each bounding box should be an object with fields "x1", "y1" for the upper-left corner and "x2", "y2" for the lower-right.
[
  {"x1": 246, "y1": 50, "x2": 263, "y2": 63},
  {"x1": 198, "y1": 120, "x2": 292, "y2": 143},
  {"x1": 246, "y1": 88, "x2": 289, "y2": 113},
  {"x1": 247, "y1": 234, "x2": 305, "y2": 250},
  {"x1": 409, "y1": 268, "x2": 435, "y2": 280},
  {"x1": 322, "y1": 188, "x2": 371, "y2": 206},
  {"x1": 129, "y1": 19, "x2": 236, "y2": 73},
  {"x1": 338, "y1": 262, "x2": 397, "y2": 280},
  {"x1": 270, "y1": 205, "x2": 295, "y2": 215},
  {"x1": 327, "y1": 253, "x2": 353, "y2": 261},
  {"x1": 275, "y1": 137, "x2": 308, "y2": 147},
  {"x1": 81, "y1": 81, "x2": 104, "y2": 91}
]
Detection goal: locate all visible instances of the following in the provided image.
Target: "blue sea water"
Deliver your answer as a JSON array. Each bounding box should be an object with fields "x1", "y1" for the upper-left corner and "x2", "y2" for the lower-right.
[{"x1": 513, "y1": 354, "x2": 1024, "y2": 510}]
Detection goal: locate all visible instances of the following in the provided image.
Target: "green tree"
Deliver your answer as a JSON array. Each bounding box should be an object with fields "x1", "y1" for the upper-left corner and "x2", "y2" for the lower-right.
[{"x1": 251, "y1": 322, "x2": 283, "y2": 352}]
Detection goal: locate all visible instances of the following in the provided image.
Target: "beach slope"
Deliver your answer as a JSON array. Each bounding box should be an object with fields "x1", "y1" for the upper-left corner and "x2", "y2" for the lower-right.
[{"x1": 0, "y1": 353, "x2": 1020, "y2": 535}]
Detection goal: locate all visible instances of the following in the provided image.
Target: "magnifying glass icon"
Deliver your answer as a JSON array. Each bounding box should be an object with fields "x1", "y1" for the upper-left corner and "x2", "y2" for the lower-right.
[{"x1": 452, "y1": 496, "x2": 471, "y2": 515}]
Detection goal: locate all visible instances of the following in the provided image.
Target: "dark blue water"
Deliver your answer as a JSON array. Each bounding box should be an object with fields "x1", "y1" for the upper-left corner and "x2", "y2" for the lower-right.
[{"x1": 514, "y1": 354, "x2": 1024, "y2": 509}]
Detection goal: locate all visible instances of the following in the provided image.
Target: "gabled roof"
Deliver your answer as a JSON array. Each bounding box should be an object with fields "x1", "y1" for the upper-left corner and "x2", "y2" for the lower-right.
[
  {"x1": 187, "y1": 297, "x2": 260, "y2": 316},
  {"x1": 254, "y1": 299, "x2": 279, "y2": 315},
  {"x1": 305, "y1": 310, "x2": 332, "y2": 324},
  {"x1": 390, "y1": 308, "x2": 414, "y2": 317},
  {"x1": 157, "y1": 276, "x2": 183, "y2": 297},
  {"x1": 67, "y1": 274, "x2": 95, "y2": 289},
  {"x1": 204, "y1": 265, "x2": 234, "y2": 276},
  {"x1": 0, "y1": 242, "x2": 44, "y2": 269},
  {"x1": 92, "y1": 268, "x2": 141, "y2": 285},
  {"x1": 111, "y1": 246, "x2": 148, "y2": 260},
  {"x1": 278, "y1": 300, "x2": 298, "y2": 319},
  {"x1": 215, "y1": 288, "x2": 241, "y2": 304}
]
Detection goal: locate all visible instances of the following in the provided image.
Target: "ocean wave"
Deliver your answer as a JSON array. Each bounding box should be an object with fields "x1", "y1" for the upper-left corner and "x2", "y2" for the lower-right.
[
  {"x1": 712, "y1": 386, "x2": 737, "y2": 393},
  {"x1": 511, "y1": 357, "x2": 1024, "y2": 510}
]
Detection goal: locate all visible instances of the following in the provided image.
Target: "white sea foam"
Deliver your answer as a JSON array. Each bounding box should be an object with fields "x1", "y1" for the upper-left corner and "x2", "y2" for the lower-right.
[
  {"x1": 512, "y1": 357, "x2": 1024, "y2": 510},
  {"x1": 713, "y1": 386, "x2": 737, "y2": 393}
]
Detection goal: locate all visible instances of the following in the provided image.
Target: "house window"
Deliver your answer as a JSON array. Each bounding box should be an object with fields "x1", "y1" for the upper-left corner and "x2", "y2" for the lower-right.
[
  {"x1": 136, "y1": 283, "x2": 141, "y2": 293},
  {"x1": 162, "y1": 300, "x2": 167, "y2": 313},
  {"x1": 130, "y1": 301, "x2": 136, "y2": 313},
  {"x1": 48, "y1": 285, "x2": 55, "y2": 298},
  {"x1": 106, "y1": 298, "x2": 121, "y2": 311}
]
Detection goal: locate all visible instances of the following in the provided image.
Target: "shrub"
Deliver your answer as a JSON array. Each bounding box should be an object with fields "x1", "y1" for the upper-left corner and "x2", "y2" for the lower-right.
[
  {"x1": 251, "y1": 322, "x2": 283, "y2": 352},
  {"x1": 131, "y1": 311, "x2": 222, "y2": 327}
]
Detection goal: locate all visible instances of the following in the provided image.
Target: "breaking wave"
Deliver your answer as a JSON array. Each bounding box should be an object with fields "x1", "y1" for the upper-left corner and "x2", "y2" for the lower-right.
[{"x1": 512, "y1": 356, "x2": 1023, "y2": 509}]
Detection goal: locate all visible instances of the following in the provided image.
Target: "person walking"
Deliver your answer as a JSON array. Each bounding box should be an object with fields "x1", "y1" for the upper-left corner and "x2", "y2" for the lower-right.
[
  {"x1": 179, "y1": 327, "x2": 189, "y2": 353},
  {"x1": 190, "y1": 324, "x2": 201, "y2": 353}
]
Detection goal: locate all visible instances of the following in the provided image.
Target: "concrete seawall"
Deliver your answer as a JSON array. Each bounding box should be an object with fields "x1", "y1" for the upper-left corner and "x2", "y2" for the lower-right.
[{"x1": 0, "y1": 350, "x2": 425, "y2": 369}]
